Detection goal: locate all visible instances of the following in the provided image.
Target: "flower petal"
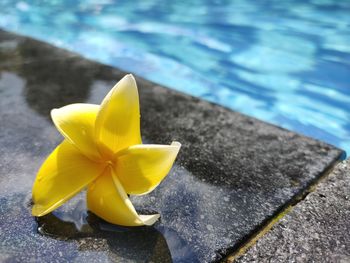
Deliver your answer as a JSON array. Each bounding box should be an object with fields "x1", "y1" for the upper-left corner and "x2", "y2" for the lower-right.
[
  {"x1": 95, "y1": 74, "x2": 142, "y2": 156},
  {"x1": 114, "y1": 142, "x2": 181, "y2": 195},
  {"x1": 51, "y1": 103, "x2": 101, "y2": 161},
  {"x1": 32, "y1": 140, "x2": 106, "y2": 217},
  {"x1": 87, "y1": 166, "x2": 160, "y2": 226}
]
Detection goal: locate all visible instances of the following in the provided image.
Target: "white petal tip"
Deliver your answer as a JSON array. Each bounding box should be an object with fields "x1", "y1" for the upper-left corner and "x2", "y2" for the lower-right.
[
  {"x1": 122, "y1": 74, "x2": 136, "y2": 83},
  {"x1": 171, "y1": 141, "x2": 181, "y2": 148},
  {"x1": 140, "y1": 214, "x2": 160, "y2": 226},
  {"x1": 50, "y1": 108, "x2": 58, "y2": 116}
]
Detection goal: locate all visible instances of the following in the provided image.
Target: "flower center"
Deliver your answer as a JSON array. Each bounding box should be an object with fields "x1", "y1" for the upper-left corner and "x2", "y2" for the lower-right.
[{"x1": 105, "y1": 160, "x2": 115, "y2": 167}]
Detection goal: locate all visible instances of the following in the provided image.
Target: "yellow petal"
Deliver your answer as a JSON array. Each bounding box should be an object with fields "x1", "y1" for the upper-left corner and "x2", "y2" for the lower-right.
[
  {"x1": 95, "y1": 74, "x2": 142, "y2": 156},
  {"x1": 114, "y1": 142, "x2": 181, "y2": 195},
  {"x1": 51, "y1": 103, "x2": 101, "y2": 161},
  {"x1": 32, "y1": 140, "x2": 106, "y2": 217},
  {"x1": 87, "y1": 166, "x2": 160, "y2": 226}
]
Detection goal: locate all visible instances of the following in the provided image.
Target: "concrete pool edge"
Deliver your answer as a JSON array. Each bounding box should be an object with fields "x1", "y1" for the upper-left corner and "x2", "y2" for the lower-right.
[
  {"x1": 236, "y1": 158, "x2": 350, "y2": 262},
  {"x1": 223, "y1": 152, "x2": 344, "y2": 262}
]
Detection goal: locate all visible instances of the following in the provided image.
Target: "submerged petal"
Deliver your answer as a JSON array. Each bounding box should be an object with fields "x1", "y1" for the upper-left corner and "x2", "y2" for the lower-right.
[
  {"x1": 51, "y1": 103, "x2": 101, "y2": 161},
  {"x1": 87, "y1": 166, "x2": 160, "y2": 226},
  {"x1": 95, "y1": 74, "x2": 142, "y2": 156},
  {"x1": 32, "y1": 140, "x2": 106, "y2": 217},
  {"x1": 114, "y1": 142, "x2": 181, "y2": 195}
]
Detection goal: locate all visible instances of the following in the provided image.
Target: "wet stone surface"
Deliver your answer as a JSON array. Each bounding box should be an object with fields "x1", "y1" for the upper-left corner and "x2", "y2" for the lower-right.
[{"x1": 0, "y1": 30, "x2": 345, "y2": 262}]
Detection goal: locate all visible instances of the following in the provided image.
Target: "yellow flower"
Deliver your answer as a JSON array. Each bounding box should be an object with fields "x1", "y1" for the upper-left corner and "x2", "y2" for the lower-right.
[{"x1": 32, "y1": 74, "x2": 181, "y2": 226}]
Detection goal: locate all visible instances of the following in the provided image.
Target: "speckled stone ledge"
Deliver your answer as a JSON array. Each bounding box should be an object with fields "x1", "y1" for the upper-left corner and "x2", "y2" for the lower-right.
[
  {"x1": 0, "y1": 30, "x2": 345, "y2": 263},
  {"x1": 236, "y1": 159, "x2": 350, "y2": 263}
]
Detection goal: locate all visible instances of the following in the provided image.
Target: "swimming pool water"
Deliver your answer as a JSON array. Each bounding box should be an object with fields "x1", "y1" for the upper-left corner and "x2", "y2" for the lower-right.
[{"x1": 1, "y1": 0, "x2": 350, "y2": 153}]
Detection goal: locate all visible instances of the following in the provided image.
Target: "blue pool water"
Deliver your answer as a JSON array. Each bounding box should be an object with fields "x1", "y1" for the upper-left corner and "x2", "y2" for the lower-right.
[{"x1": 1, "y1": 0, "x2": 350, "y2": 153}]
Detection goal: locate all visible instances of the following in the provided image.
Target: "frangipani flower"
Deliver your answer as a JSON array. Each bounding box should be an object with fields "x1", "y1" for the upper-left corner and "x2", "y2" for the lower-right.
[{"x1": 32, "y1": 74, "x2": 181, "y2": 226}]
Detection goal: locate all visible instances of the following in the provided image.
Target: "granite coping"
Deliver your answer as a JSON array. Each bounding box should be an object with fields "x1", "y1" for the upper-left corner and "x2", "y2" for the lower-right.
[{"x1": 0, "y1": 29, "x2": 345, "y2": 262}]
